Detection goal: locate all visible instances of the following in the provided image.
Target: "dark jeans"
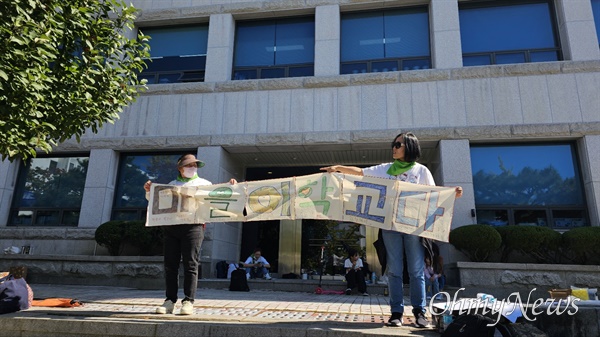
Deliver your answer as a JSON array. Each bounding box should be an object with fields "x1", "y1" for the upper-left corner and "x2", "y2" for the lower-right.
[
  {"x1": 345, "y1": 269, "x2": 367, "y2": 293},
  {"x1": 163, "y1": 224, "x2": 204, "y2": 303},
  {"x1": 246, "y1": 267, "x2": 269, "y2": 279}
]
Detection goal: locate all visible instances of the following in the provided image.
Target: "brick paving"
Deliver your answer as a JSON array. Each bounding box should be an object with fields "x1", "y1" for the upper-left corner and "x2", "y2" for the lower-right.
[{"x1": 23, "y1": 282, "x2": 436, "y2": 332}]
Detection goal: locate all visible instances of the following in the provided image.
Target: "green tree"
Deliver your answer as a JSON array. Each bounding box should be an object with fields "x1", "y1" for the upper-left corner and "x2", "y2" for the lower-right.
[{"x1": 0, "y1": 0, "x2": 149, "y2": 160}]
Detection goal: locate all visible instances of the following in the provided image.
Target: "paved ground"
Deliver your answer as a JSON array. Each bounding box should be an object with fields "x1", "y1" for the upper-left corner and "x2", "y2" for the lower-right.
[{"x1": 0, "y1": 283, "x2": 443, "y2": 337}]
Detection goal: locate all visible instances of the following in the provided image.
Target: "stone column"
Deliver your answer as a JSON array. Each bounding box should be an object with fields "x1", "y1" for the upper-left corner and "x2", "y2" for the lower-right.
[
  {"x1": 204, "y1": 13, "x2": 235, "y2": 82},
  {"x1": 314, "y1": 5, "x2": 340, "y2": 76},
  {"x1": 78, "y1": 149, "x2": 119, "y2": 228},
  {"x1": 430, "y1": 0, "x2": 463, "y2": 69},
  {"x1": 554, "y1": 0, "x2": 600, "y2": 61},
  {"x1": 0, "y1": 159, "x2": 20, "y2": 227},
  {"x1": 196, "y1": 146, "x2": 244, "y2": 278},
  {"x1": 436, "y1": 139, "x2": 476, "y2": 277},
  {"x1": 578, "y1": 135, "x2": 600, "y2": 227}
]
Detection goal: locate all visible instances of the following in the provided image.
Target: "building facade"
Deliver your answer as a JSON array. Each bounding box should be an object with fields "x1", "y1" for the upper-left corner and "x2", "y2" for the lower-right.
[{"x1": 1, "y1": 0, "x2": 599, "y2": 279}]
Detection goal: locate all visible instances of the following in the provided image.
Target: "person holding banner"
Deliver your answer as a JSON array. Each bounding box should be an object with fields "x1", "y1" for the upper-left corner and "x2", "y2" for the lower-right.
[
  {"x1": 321, "y1": 132, "x2": 463, "y2": 328},
  {"x1": 143, "y1": 153, "x2": 237, "y2": 315}
]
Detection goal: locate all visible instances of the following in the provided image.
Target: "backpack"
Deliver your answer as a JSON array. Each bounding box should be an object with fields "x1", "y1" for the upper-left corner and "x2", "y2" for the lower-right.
[
  {"x1": 441, "y1": 314, "x2": 496, "y2": 337},
  {"x1": 216, "y1": 260, "x2": 228, "y2": 279},
  {"x1": 0, "y1": 274, "x2": 33, "y2": 314},
  {"x1": 229, "y1": 269, "x2": 250, "y2": 292}
]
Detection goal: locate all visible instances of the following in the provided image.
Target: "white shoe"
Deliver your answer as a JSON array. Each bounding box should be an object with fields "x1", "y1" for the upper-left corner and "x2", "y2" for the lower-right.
[
  {"x1": 179, "y1": 300, "x2": 194, "y2": 315},
  {"x1": 156, "y1": 300, "x2": 174, "y2": 314},
  {"x1": 246, "y1": 273, "x2": 251, "y2": 280},
  {"x1": 265, "y1": 274, "x2": 272, "y2": 280}
]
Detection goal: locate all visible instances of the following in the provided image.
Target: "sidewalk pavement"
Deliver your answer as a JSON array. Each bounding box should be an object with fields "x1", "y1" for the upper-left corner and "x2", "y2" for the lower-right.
[{"x1": 0, "y1": 282, "x2": 442, "y2": 337}]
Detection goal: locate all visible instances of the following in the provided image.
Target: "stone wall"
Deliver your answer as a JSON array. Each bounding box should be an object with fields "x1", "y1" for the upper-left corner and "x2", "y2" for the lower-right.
[{"x1": 0, "y1": 254, "x2": 164, "y2": 289}]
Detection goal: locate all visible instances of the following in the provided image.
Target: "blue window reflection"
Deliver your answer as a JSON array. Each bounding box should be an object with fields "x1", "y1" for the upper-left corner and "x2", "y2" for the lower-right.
[
  {"x1": 471, "y1": 144, "x2": 583, "y2": 206},
  {"x1": 470, "y1": 144, "x2": 587, "y2": 228},
  {"x1": 114, "y1": 153, "x2": 184, "y2": 209},
  {"x1": 459, "y1": 1, "x2": 560, "y2": 65},
  {"x1": 340, "y1": 8, "x2": 430, "y2": 74},
  {"x1": 234, "y1": 17, "x2": 315, "y2": 79},
  {"x1": 592, "y1": 0, "x2": 600, "y2": 45},
  {"x1": 341, "y1": 8, "x2": 430, "y2": 62},
  {"x1": 139, "y1": 25, "x2": 208, "y2": 84},
  {"x1": 10, "y1": 156, "x2": 88, "y2": 226}
]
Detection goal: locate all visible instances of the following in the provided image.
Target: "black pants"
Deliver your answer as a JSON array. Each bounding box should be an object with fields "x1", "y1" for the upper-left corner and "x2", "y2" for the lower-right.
[
  {"x1": 345, "y1": 269, "x2": 367, "y2": 293},
  {"x1": 163, "y1": 224, "x2": 204, "y2": 303}
]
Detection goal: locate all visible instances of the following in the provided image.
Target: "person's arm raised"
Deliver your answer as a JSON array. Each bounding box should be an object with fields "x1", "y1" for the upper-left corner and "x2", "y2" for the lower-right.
[{"x1": 320, "y1": 165, "x2": 364, "y2": 176}]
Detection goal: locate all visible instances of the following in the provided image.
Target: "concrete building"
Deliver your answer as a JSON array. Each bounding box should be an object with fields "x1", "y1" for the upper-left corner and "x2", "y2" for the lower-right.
[{"x1": 1, "y1": 0, "x2": 599, "y2": 280}]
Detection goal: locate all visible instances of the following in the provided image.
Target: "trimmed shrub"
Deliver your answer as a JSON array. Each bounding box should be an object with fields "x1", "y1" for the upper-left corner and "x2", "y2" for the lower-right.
[
  {"x1": 449, "y1": 224, "x2": 501, "y2": 262},
  {"x1": 499, "y1": 225, "x2": 561, "y2": 264},
  {"x1": 95, "y1": 220, "x2": 126, "y2": 256},
  {"x1": 561, "y1": 227, "x2": 600, "y2": 265},
  {"x1": 95, "y1": 220, "x2": 163, "y2": 256}
]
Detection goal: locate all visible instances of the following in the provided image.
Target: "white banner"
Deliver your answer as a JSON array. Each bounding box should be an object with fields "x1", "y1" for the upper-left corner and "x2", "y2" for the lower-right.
[{"x1": 146, "y1": 173, "x2": 456, "y2": 242}]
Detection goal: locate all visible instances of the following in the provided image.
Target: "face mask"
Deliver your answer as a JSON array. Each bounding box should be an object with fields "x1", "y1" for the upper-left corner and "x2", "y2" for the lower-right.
[{"x1": 182, "y1": 167, "x2": 197, "y2": 178}]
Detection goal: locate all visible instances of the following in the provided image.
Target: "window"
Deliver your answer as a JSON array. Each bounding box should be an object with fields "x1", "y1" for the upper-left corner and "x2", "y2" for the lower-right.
[
  {"x1": 341, "y1": 7, "x2": 430, "y2": 74},
  {"x1": 470, "y1": 143, "x2": 587, "y2": 228},
  {"x1": 112, "y1": 153, "x2": 187, "y2": 221},
  {"x1": 459, "y1": 1, "x2": 561, "y2": 66},
  {"x1": 9, "y1": 156, "x2": 89, "y2": 226},
  {"x1": 593, "y1": 0, "x2": 600, "y2": 47},
  {"x1": 233, "y1": 17, "x2": 315, "y2": 80},
  {"x1": 138, "y1": 25, "x2": 208, "y2": 84}
]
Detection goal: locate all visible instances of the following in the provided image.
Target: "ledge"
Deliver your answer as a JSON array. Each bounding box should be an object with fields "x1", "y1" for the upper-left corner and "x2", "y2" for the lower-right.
[{"x1": 141, "y1": 60, "x2": 600, "y2": 96}]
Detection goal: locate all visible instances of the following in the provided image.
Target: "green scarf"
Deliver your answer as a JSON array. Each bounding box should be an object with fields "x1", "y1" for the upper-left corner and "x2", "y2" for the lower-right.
[
  {"x1": 386, "y1": 160, "x2": 416, "y2": 176},
  {"x1": 176, "y1": 173, "x2": 198, "y2": 183}
]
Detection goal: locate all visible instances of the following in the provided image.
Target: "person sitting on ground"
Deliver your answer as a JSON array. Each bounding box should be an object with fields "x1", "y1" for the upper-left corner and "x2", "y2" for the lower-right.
[
  {"x1": 344, "y1": 248, "x2": 368, "y2": 296},
  {"x1": 242, "y1": 248, "x2": 272, "y2": 280},
  {"x1": 424, "y1": 256, "x2": 441, "y2": 300}
]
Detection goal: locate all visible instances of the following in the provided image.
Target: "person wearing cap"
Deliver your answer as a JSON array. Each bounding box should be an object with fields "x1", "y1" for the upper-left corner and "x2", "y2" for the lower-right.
[{"x1": 143, "y1": 153, "x2": 237, "y2": 315}]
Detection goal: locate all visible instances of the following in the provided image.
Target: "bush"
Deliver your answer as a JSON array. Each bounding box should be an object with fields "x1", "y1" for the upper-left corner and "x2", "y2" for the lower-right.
[
  {"x1": 498, "y1": 225, "x2": 561, "y2": 264},
  {"x1": 95, "y1": 220, "x2": 125, "y2": 256},
  {"x1": 95, "y1": 220, "x2": 163, "y2": 256},
  {"x1": 561, "y1": 227, "x2": 600, "y2": 265},
  {"x1": 449, "y1": 224, "x2": 501, "y2": 262}
]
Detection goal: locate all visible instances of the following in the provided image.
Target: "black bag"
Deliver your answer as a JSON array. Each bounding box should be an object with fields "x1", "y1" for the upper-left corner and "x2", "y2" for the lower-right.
[
  {"x1": 0, "y1": 274, "x2": 31, "y2": 314},
  {"x1": 441, "y1": 314, "x2": 496, "y2": 337},
  {"x1": 229, "y1": 269, "x2": 249, "y2": 292},
  {"x1": 373, "y1": 229, "x2": 387, "y2": 274},
  {"x1": 216, "y1": 260, "x2": 228, "y2": 279}
]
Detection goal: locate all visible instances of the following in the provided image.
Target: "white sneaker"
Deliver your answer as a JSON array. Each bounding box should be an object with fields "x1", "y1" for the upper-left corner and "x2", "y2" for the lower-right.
[
  {"x1": 156, "y1": 300, "x2": 174, "y2": 314},
  {"x1": 246, "y1": 273, "x2": 251, "y2": 280},
  {"x1": 265, "y1": 273, "x2": 272, "y2": 280},
  {"x1": 179, "y1": 300, "x2": 194, "y2": 315}
]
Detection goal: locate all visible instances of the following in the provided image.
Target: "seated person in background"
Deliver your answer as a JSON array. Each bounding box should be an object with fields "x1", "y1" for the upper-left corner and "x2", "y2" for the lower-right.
[
  {"x1": 424, "y1": 256, "x2": 441, "y2": 300},
  {"x1": 344, "y1": 248, "x2": 368, "y2": 296},
  {"x1": 242, "y1": 248, "x2": 272, "y2": 280}
]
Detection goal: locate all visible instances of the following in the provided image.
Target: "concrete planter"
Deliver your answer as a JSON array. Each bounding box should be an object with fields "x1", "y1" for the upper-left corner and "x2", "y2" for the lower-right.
[
  {"x1": 453, "y1": 261, "x2": 600, "y2": 300},
  {"x1": 453, "y1": 262, "x2": 600, "y2": 337}
]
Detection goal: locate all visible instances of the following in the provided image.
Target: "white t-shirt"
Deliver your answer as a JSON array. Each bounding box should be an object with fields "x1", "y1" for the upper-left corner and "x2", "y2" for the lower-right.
[
  {"x1": 244, "y1": 255, "x2": 269, "y2": 266},
  {"x1": 344, "y1": 257, "x2": 364, "y2": 270},
  {"x1": 362, "y1": 162, "x2": 435, "y2": 186}
]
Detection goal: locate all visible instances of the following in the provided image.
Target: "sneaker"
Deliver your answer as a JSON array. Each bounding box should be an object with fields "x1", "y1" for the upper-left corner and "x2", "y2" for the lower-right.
[
  {"x1": 246, "y1": 273, "x2": 251, "y2": 280},
  {"x1": 156, "y1": 300, "x2": 174, "y2": 314},
  {"x1": 345, "y1": 288, "x2": 352, "y2": 295},
  {"x1": 414, "y1": 310, "x2": 431, "y2": 328},
  {"x1": 386, "y1": 312, "x2": 403, "y2": 327},
  {"x1": 362, "y1": 292, "x2": 369, "y2": 296},
  {"x1": 265, "y1": 274, "x2": 272, "y2": 280},
  {"x1": 179, "y1": 300, "x2": 194, "y2": 315}
]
